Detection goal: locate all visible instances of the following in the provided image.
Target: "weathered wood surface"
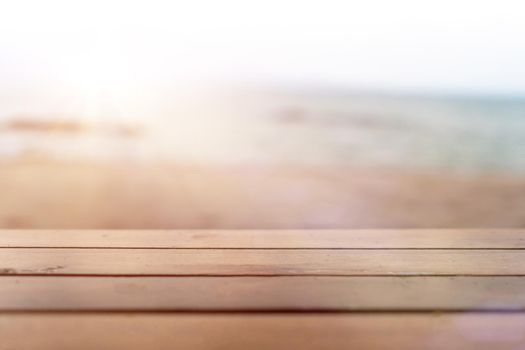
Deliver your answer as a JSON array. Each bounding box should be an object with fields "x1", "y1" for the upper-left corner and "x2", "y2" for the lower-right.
[
  {"x1": 2, "y1": 314, "x2": 525, "y2": 350},
  {"x1": 2, "y1": 248, "x2": 525, "y2": 276},
  {"x1": 1, "y1": 229, "x2": 524, "y2": 248},
  {"x1": 1, "y1": 276, "x2": 524, "y2": 311},
  {"x1": 2, "y1": 229, "x2": 525, "y2": 349}
]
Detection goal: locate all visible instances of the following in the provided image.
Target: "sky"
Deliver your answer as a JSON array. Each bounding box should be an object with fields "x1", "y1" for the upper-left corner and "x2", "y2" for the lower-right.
[{"x1": 0, "y1": 0, "x2": 525, "y2": 119}]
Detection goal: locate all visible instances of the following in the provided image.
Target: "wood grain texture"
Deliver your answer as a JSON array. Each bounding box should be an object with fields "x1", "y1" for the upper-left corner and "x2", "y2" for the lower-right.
[
  {"x1": 3, "y1": 229, "x2": 525, "y2": 349},
  {"x1": 2, "y1": 314, "x2": 525, "y2": 350},
  {"x1": 2, "y1": 248, "x2": 525, "y2": 276},
  {"x1": 2, "y1": 276, "x2": 525, "y2": 311},
  {"x1": 1, "y1": 229, "x2": 524, "y2": 248}
]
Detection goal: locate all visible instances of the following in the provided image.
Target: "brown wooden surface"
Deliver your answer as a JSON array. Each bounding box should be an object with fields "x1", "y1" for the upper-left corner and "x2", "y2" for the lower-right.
[
  {"x1": 2, "y1": 248, "x2": 525, "y2": 276},
  {"x1": 1, "y1": 229, "x2": 524, "y2": 349},
  {"x1": 1, "y1": 276, "x2": 524, "y2": 311},
  {"x1": 1, "y1": 229, "x2": 524, "y2": 248},
  {"x1": 2, "y1": 314, "x2": 525, "y2": 350}
]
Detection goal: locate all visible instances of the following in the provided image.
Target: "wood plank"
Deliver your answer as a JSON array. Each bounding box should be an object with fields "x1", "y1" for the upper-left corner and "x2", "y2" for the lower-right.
[
  {"x1": 1, "y1": 276, "x2": 525, "y2": 311},
  {"x1": 1, "y1": 229, "x2": 524, "y2": 248},
  {"x1": 2, "y1": 248, "x2": 525, "y2": 275},
  {"x1": 2, "y1": 314, "x2": 525, "y2": 350}
]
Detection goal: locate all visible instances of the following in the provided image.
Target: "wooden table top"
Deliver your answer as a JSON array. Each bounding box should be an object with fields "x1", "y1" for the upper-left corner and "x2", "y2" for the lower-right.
[{"x1": 1, "y1": 229, "x2": 525, "y2": 349}]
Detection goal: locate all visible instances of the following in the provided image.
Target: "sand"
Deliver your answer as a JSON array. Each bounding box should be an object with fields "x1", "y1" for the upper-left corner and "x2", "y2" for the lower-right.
[{"x1": 1, "y1": 157, "x2": 524, "y2": 229}]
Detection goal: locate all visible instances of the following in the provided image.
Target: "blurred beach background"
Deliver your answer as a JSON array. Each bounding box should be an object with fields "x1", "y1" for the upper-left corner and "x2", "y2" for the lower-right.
[{"x1": 1, "y1": 0, "x2": 524, "y2": 229}]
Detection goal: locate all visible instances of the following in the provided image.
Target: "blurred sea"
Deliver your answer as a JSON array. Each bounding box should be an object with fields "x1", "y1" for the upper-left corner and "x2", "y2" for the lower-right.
[
  {"x1": 2, "y1": 90, "x2": 525, "y2": 175},
  {"x1": 244, "y1": 91, "x2": 525, "y2": 174}
]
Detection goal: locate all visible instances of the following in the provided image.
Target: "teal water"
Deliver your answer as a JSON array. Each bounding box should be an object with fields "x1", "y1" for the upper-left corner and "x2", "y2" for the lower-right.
[
  {"x1": 241, "y1": 91, "x2": 525, "y2": 174},
  {"x1": 2, "y1": 90, "x2": 525, "y2": 175}
]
